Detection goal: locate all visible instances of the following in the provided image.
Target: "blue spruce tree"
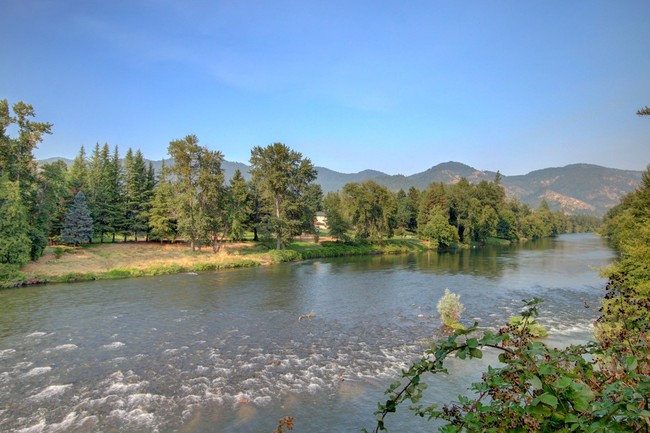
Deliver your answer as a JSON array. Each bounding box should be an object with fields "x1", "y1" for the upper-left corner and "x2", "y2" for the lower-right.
[{"x1": 61, "y1": 191, "x2": 94, "y2": 246}]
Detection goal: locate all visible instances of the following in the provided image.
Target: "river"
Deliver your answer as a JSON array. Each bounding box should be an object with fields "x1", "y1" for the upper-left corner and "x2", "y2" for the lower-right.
[{"x1": 0, "y1": 234, "x2": 614, "y2": 432}]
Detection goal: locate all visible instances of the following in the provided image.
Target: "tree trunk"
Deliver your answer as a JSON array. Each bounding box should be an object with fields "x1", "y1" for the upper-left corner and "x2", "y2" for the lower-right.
[{"x1": 275, "y1": 196, "x2": 282, "y2": 250}]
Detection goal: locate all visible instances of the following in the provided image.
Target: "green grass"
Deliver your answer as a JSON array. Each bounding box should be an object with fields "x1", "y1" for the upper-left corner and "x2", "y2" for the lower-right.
[
  {"x1": 7, "y1": 237, "x2": 428, "y2": 288},
  {"x1": 6, "y1": 259, "x2": 261, "y2": 288}
]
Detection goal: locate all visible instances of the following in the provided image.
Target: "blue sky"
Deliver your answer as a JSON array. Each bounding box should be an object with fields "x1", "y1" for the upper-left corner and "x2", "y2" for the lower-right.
[{"x1": 1, "y1": 1, "x2": 649, "y2": 175}]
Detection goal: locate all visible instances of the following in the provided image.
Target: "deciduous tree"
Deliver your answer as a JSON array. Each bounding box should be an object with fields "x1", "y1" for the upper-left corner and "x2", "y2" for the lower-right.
[
  {"x1": 0, "y1": 176, "x2": 31, "y2": 267},
  {"x1": 168, "y1": 135, "x2": 225, "y2": 251},
  {"x1": 342, "y1": 180, "x2": 395, "y2": 243},
  {"x1": 250, "y1": 143, "x2": 317, "y2": 249}
]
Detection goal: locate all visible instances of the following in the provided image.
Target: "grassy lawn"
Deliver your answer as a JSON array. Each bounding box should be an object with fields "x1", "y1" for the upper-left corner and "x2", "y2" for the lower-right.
[
  {"x1": 20, "y1": 241, "x2": 267, "y2": 281},
  {"x1": 11, "y1": 236, "x2": 431, "y2": 287}
]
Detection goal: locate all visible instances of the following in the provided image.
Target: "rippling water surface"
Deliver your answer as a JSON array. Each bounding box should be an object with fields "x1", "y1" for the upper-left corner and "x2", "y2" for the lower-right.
[{"x1": 0, "y1": 234, "x2": 614, "y2": 432}]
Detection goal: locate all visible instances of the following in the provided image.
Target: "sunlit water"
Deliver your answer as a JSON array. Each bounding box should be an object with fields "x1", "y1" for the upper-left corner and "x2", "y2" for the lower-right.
[{"x1": 0, "y1": 234, "x2": 614, "y2": 432}]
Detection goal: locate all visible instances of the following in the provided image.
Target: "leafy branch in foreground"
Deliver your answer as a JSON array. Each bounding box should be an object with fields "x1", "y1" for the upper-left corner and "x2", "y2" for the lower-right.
[{"x1": 367, "y1": 298, "x2": 649, "y2": 432}]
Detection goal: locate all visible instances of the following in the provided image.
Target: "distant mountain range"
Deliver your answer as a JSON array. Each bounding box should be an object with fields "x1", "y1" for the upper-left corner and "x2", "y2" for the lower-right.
[{"x1": 39, "y1": 157, "x2": 644, "y2": 217}]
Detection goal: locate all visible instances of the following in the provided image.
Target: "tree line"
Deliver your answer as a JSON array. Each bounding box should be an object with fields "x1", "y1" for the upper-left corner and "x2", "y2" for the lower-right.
[
  {"x1": 1, "y1": 98, "x2": 599, "y2": 277},
  {"x1": 324, "y1": 176, "x2": 599, "y2": 246}
]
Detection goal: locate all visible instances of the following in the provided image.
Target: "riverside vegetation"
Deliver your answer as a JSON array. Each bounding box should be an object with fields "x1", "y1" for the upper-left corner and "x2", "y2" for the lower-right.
[
  {"x1": 2, "y1": 98, "x2": 598, "y2": 287},
  {"x1": 367, "y1": 164, "x2": 650, "y2": 431}
]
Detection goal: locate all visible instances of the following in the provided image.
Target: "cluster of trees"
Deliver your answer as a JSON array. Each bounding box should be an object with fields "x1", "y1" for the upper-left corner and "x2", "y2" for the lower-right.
[
  {"x1": 0, "y1": 98, "x2": 601, "y2": 278},
  {"x1": 324, "y1": 176, "x2": 597, "y2": 247},
  {"x1": 64, "y1": 143, "x2": 156, "y2": 243},
  {"x1": 149, "y1": 139, "x2": 321, "y2": 251},
  {"x1": 1, "y1": 100, "x2": 55, "y2": 272}
]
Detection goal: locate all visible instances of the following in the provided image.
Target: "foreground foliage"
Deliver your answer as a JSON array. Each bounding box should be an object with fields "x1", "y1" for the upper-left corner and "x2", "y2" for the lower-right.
[{"x1": 368, "y1": 300, "x2": 649, "y2": 432}]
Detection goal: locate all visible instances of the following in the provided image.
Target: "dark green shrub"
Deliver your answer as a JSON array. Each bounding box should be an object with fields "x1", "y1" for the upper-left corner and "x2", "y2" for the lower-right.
[{"x1": 268, "y1": 249, "x2": 302, "y2": 263}]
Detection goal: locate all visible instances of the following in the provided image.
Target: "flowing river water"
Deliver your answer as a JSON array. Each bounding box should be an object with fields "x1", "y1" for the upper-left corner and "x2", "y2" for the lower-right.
[{"x1": 0, "y1": 234, "x2": 614, "y2": 432}]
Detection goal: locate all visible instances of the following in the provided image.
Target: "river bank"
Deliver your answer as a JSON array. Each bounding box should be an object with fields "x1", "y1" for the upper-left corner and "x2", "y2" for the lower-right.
[{"x1": 4, "y1": 238, "x2": 430, "y2": 288}]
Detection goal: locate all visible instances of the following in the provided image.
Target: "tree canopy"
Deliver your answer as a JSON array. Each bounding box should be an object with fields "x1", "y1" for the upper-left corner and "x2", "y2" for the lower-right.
[{"x1": 250, "y1": 142, "x2": 318, "y2": 249}]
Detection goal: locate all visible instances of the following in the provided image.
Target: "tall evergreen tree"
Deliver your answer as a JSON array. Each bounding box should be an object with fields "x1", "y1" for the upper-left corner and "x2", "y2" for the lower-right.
[
  {"x1": 61, "y1": 191, "x2": 93, "y2": 246},
  {"x1": 87, "y1": 143, "x2": 115, "y2": 241},
  {"x1": 228, "y1": 169, "x2": 251, "y2": 241},
  {"x1": 149, "y1": 160, "x2": 177, "y2": 243},
  {"x1": 247, "y1": 180, "x2": 265, "y2": 242},
  {"x1": 108, "y1": 145, "x2": 124, "y2": 242},
  {"x1": 123, "y1": 148, "x2": 151, "y2": 240},
  {"x1": 68, "y1": 145, "x2": 88, "y2": 196},
  {"x1": 36, "y1": 161, "x2": 70, "y2": 243}
]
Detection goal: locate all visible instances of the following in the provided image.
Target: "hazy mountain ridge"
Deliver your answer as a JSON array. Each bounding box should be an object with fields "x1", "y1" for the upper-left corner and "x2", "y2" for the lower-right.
[{"x1": 39, "y1": 158, "x2": 643, "y2": 217}]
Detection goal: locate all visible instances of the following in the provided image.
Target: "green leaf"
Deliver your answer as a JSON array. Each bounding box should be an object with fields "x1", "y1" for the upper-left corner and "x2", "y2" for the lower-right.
[
  {"x1": 564, "y1": 413, "x2": 579, "y2": 424},
  {"x1": 624, "y1": 355, "x2": 638, "y2": 371},
  {"x1": 469, "y1": 348, "x2": 483, "y2": 359},
  {"x1": 533, "y1": 392, "x2": 558, "y2": 409},
  {"x1": 552, "y1": 376, "x2": 573, "y2": 389},
  {"x1": 538, "y1": 363, "x2": 555, "y2": 375},
  {"x1": 467, "y1": 338, "x2": 479, "y2": 348},
  {"x1": 528, "y1": 375, "x2": 543, "y2": 390},
  {"x1": 571, "y1": 386, "x2": 594, "y2": 412}
]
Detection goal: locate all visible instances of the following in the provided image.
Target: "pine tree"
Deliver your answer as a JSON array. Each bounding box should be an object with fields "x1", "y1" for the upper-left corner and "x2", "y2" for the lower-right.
[
  {"x1": 149, "y1": 160, "x2": 177, "y2": 242},
  {"x1": 123, "y1": 148, "x2": 151, "y2": 241},
  {"x1": 87, "y1": 144, "x2": 112, "y2": 241},
  {"x1": 36, "y1": 161, "x2": 70, "y2": 243},
  {"x1": 61, "y1": 191, "x2": 93, "y2": 246},
  {"x1": 108, "y1": 145, "x2": 124, "y2": 242},
  {"x1": 68, "y1": 145, "x2": 88, "y2": 195},
  {"x1": 229, "y1": 169, "x2": 250, "y2": 241}
]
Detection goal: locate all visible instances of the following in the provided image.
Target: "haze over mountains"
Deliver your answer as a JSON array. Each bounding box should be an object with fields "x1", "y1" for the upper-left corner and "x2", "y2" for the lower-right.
[{"x1": 40, "y1": 158, "x2": 643, "y2": 217}]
